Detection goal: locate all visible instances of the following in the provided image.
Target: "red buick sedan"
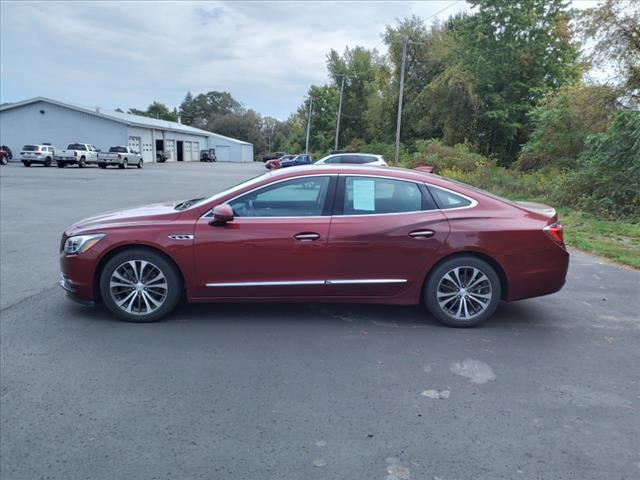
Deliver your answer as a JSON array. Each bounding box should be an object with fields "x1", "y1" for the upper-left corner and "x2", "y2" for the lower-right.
[{"x1": 59, "y1": 165, "x2": 568, "y2": 327}]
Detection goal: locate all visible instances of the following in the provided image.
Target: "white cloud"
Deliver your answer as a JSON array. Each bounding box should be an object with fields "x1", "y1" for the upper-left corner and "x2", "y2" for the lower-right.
[{"x1": 1, "y1": 1, "x2": 469, "y2": 119}]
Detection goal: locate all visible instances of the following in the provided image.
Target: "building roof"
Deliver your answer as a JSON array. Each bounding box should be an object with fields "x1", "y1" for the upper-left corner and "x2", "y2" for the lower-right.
[{"x1": 0, "y1": 97, "x2": 252, "y2": 145}]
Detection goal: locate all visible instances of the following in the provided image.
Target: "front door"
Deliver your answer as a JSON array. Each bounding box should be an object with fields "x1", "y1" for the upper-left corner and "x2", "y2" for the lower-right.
[
  {"x1": 192, "y1": 175, "x2": 336, "y2": 299},
  {"x1": 325, "y1": 175, "x2": 449, "y2": 297}
]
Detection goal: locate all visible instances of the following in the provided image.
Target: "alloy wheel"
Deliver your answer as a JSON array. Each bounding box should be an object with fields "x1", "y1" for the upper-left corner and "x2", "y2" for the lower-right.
[
  {"x1": 437, "y1": 266, "x2": 492, "y2": 320},
  {"x1": 109, "y1": 260, "x2": 168, "y2": 315}
]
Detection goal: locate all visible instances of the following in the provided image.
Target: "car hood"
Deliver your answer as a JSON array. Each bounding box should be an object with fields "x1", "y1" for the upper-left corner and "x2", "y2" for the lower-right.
[{"x1": 68, "y1": 202, "x2": 182, "y2": 233}]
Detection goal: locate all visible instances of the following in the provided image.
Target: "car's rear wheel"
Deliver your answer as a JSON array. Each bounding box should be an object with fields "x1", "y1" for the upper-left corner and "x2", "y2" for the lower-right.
[
  {"x1": 119, "y1": 159, "x2": 127, "y2": 169},
  {"x1": 98, "y1": 163, "x2": 106, "y2": 169},
  {"x1": 78, "y1": 157, "x2": 86, "y2": 168},
  {"x1": 45, "y1": 157, "x2": 52, "y2": 167},
  {"x1": 137, "y1": 159, "x2": 142, "y2": 168},
  {"x1": 99, "y1": 249, "x2": 182, "y2": 322},
  {"x1": 424, "y1": 256, "x2": 501, "y2": 328},
  {"x1": 22, "y1": 161, "x2": 31, "y2": 167},
  {"x1": 57, "y1": 161, "x2": 65, "y2": 168}
]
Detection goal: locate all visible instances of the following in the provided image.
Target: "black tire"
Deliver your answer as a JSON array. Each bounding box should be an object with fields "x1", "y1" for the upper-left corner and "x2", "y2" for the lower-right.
[
  {"x1": 23, "y1": 161, "x2": 31, "y2": 167},
  {"x1": 0, "y1": 155, "x2": 8, "y2": 165},
  {"x1": 99, "y1": 248, "x2": 182, "y2": 323},
  {"x1": 424, "y1": 255, "x2": 501, "y2": 328},
  {"x1": 98, "y1": 163, "x2": 107, "y2": 169},
  {"x1": 57, "y1": 161, "x2": 65, "y2": 168},
  {"x1": 119, "y1": 159, "x2": 127, "y2": 169},
  {"x1": 137, "y1": 159, "x2": 142, "y2": 168},
  {"x1": 45, "y1": 157, "x2": 52, "y2": 167},
  {"x1": 78, "y1": 157, "x2": 86, "y2": 168}
]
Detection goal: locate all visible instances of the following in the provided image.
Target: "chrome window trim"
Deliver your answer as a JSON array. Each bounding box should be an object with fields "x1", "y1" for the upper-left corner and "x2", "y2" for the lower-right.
[
  {"x1": 199, "y1": 172, "x2": 479, "y2": 219},
  {"x1": 206, "y1": 279, "x2": 407, "y2": 287},
  {"x1": 425, "y1": 184, "x2": 478, "y2": 211}
]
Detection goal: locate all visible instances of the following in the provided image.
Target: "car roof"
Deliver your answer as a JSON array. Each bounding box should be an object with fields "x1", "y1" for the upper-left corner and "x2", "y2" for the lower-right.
[
  {"x1": 265, "y1": 164, "x2": 450, "y2": 186},
  {"x1": 327, "y1": 152, "x2": 379, "y2": 157}
]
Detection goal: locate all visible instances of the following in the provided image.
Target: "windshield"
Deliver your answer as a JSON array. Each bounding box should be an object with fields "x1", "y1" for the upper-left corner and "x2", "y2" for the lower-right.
[{"x1": 177, "y1": 172, "x2": 271, "y2": 210}]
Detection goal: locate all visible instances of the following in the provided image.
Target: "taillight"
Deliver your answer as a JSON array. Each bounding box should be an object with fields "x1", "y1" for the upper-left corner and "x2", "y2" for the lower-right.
[
  {"x1": 544, "y1": 222, "x2": 564, "y2": 246},
  {"x1": 74, "y1": 151, "x2": 78, "y2": 157},
  {"x1": 118, "y1": 154, "x2": 122, "y2": 159},
  {"x1": 35, "y1": 151, "x2": 41, "y2": 155}
]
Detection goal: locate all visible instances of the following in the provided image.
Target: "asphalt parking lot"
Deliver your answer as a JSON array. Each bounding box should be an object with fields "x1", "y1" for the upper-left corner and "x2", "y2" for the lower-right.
[{"x1": 1, "y1": 161, "x2": 639, "y2": 480}]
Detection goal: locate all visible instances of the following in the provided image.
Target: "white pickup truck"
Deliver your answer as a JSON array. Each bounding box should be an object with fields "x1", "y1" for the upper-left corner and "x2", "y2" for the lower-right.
[
  {"x1": 97, "y1": 146, "x2": 143, "y2": 169},
  {"x1": 54, "y1": 143, "x2": 100, "y2": 168}
]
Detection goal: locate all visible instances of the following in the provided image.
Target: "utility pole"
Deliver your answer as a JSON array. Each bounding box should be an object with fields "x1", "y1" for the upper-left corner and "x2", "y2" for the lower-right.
[
  {"x1": 393, "y1": 36, "x2": 408, "y2": 167},
  {"x1": 305, "y1": 96, "x2": 313, "y2": 154},
  {"x1": 334, "y1": 76, "x2": 346, "y2": 151}
]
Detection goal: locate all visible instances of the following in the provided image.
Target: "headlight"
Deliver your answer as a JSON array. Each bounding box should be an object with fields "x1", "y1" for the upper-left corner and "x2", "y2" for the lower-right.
[{"x1": 63, "y1": 234, "x2": 105, "y2": 254}]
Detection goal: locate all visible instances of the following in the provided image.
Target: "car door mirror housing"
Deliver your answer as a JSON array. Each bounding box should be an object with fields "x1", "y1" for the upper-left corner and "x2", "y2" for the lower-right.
[{"x1": 210, "y1": 204, "x2": 234, "y2": 226}]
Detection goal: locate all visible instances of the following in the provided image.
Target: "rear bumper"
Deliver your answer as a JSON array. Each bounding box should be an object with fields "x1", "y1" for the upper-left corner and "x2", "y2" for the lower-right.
[{"x1": 497, "y1": 245, "x2": 569, "y2": 301}]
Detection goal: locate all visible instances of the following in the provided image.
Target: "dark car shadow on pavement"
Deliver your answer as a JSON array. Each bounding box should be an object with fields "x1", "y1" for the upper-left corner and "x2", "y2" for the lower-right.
[{"x1": 68, "y1": 298, "x2": 556, "y2": 330}]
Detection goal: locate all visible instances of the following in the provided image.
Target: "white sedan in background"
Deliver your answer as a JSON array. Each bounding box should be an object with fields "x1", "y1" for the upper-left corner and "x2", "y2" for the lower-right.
[{"x1": 315, "y1": 153, "x2": 387, "y2": 166}]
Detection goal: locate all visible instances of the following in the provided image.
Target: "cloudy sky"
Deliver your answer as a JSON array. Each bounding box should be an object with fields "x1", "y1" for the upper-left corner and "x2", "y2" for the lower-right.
[{"x1": 1, "y1": 1, "x2": 474, "y2": 120}]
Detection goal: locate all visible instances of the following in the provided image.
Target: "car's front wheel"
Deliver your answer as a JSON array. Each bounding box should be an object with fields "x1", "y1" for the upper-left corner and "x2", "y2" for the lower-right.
[
  {"x1": 424, "y1": 256, "x2": 501, "y2": 327},
  {"x1": 99, "y1": 249, "x2": 182, "y2": 322}
]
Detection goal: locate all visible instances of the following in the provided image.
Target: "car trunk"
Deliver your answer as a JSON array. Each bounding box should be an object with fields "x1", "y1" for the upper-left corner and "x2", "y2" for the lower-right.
[{"x1": 513, "y1": 201, "x2": 557, "y2": 223}]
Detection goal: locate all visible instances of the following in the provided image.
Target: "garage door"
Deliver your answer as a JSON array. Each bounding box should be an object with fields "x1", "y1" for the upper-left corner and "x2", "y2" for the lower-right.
[
  {"x1": 216, "y1": 145, "x2": 230, "y2": 162},
  {"x1": 165, "y1": 140, "x2": 175, "y2": 161},
  {"x1": 192, "y1": 142, "x2": 199, "y2": 161},
  {"x1": 184, "y1": 141, "x2": 192, "y2": 162},
  {"x1": 128, "y1": 136, "x2": 141, "y2": 156}
]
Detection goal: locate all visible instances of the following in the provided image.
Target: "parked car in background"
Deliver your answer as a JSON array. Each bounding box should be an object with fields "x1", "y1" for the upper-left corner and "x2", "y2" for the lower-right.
[
  {"x1": 0, "y1": 145, "x2": 13, "y2": 162},
  {"x1": 265, "y1": 154, "x2": 296, "y2": 170},
  {"x1": 0, "y1": 148, "x2": 9, "y2": 165},
  {"x1": 261, "y1": 151, "x2": 287, "y2": 162},
  {"x1": 315, "y1": 153, "x2": 387, "y2": 166},
  {"x1": 200, "y1": 148, "x2": 217, "y2": 162},
  {"x1": 97, "y1": 146, "x2": 143, "y2": 169},
  {"x1": 266, "y1": 154, "x2": 313, "y2": 170},
  {"x1": 58, "y1": 164, "x2": 568, "y2": 327},
  {"x1": 54, "y1": 143, "x2": 100, "y2": 168},
  {"x1": 20, "y1": 144, "x2": 56, "y2": 167}
]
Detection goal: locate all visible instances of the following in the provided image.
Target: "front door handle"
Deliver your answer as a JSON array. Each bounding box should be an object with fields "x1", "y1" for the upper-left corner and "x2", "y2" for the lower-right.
[
  {"x1": 409, "y1": 229, "x2": 435, "y2": 239},
  {"x1": 294, "y1": 232, "x2": 321, "y2": 241}
]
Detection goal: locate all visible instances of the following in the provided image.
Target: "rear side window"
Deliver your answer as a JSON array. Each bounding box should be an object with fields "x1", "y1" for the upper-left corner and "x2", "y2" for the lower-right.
[
  {"x1": 323, "y1": 155, "x2": 341, "y2": 164},
  {"x1": 428, "y1": 186, "x2": 473, "y2": 209},
  {"x1": 342, "y1": 176, "x2": 423, "y2": 215}
]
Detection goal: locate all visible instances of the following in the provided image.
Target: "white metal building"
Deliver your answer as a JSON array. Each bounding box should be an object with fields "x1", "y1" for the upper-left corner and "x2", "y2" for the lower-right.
[{"x1": 0, "y1": 97, "x2": 254, "y2": 163}]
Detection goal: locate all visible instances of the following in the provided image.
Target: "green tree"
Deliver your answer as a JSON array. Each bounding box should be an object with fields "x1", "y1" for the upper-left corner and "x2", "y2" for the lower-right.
[
  {"x1": 517, "y1": 84, "x2": 619, "y2": 170},
  {"x1": 128, "y1": 101, "x2": 177, "y2": 121}
]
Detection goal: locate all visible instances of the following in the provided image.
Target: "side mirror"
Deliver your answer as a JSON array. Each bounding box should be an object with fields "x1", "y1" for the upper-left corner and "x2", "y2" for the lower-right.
[{"x1": 210, "y1": 204, "x2": 234, "y2": 226}]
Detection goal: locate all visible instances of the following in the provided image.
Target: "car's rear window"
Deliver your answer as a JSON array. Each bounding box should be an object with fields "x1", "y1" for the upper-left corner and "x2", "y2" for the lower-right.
[
  {"x1": 67, "y1": 144, "x2": 86, "y2": 150},
  {"x1": 109, "y1": 147, "x2": 127, "y2": 153},
  {"x1": 23, "y1": 145, "x2": 38, "y2": 151}
]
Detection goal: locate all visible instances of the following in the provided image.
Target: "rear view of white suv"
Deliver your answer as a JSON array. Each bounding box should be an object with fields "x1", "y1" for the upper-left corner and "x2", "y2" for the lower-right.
[
  {"x1": 20, "y1": 144, "x2": 55, "y2": 167},
  {"x1": 315, "y1": 153, "x2": 387, "y2": 166}
]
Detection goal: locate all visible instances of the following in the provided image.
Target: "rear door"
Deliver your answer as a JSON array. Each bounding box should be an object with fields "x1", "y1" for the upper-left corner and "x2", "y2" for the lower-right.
[{"x1": 325, "y1": 175, "x2": 449, "y2": 297}]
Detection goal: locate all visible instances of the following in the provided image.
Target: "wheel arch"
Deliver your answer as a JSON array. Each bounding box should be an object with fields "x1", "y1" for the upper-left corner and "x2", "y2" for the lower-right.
[
  {"x1": 422, "y1": 251, "x2": 508, "y2": 301},
  {"x1": 93, "y1": 243, "x2": 186, "y2": 300}
]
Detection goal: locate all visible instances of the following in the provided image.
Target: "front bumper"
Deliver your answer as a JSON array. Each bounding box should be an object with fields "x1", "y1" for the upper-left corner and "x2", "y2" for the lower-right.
[{"x1": 59, "y1": 273, "x2": 95, "y2": 306}]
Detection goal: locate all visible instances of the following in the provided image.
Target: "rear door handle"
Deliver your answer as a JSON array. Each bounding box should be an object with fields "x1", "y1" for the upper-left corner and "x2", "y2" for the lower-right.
[
  {"x1": 294, "y1": 232, "x2": 321, "y2": 241},
  {"x1": 409, "y1": 229, "x2": 435, "y2": 239}
]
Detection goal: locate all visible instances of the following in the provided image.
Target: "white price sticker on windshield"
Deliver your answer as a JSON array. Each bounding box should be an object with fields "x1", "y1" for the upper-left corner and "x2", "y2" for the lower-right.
[{"x1": 352, "y1": 179, "x2": 375, "y2": 211}]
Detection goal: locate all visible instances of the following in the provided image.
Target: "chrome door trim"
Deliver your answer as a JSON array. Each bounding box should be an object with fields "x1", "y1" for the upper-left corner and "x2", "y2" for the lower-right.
[
  {"x1": 325, "y1": 279, "x2": 407, "y2": 285},
  {"x1": 206, "y1": 280, "x2": 325, "y2": 287},
  {"x1": 205, "y1": 279, "x2": 407, "y2": 287}
]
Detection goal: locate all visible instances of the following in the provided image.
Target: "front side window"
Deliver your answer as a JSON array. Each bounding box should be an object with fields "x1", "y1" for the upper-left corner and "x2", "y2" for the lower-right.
[
  {"x1": 229, "y1": 176, "x2": 331, "y2": 217},
  {"x1": 428, "y1": 186, "x2": 473, "y2": 209},
  {"x1": 342, "y1": 176, "x2": 422, "y2": 215}
]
